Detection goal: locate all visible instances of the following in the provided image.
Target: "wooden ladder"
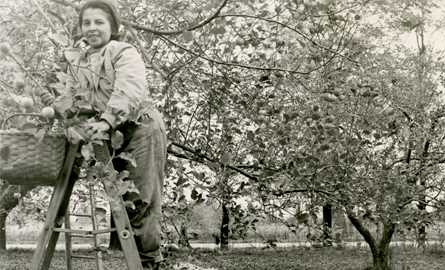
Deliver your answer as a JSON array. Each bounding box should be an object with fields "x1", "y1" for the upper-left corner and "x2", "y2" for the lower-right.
[{"x1": 29, "y1": 142, "x2": 143, "y2": 270}]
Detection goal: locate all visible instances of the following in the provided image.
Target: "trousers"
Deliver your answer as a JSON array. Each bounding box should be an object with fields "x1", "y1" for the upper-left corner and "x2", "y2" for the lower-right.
[{"x1": 111, "y1": 108, "x2": 166, "y2": 266}]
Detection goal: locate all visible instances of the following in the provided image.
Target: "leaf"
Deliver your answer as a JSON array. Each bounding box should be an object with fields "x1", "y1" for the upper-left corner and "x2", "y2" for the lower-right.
[
  {"x1": 111, "y1": 130, "x2": 124, "y2": 149},
  {"x1": 212, "y1": 27, "x2": 226, "y2": 35},
  {"x1": 122, "y1": 200, "x2": 136, "y2": 210},
  {"x1": 116, "y1": 180, "x2": 131, "y2": 196},
  {"x1": 207, "y1": 162, "x2": 220, "y2": 169},
  {"x1": 67, "y1": 126, "x2": 86, "y2": 144},
  {"x1": 119, "y1": 152, "x2": 137, "y2": 167},
  {"x1": 204, "y1": 2, "x2": 215, "y2": 10},
  {"x1": 97, "y1": 189, "x2": 112, "y2": 201},
  {"x1": 247, "y1": 130, "x2": 255, "y2": 140},
  {"x1": 34, "y1": 129, "x2": 46, "y2": 144},
  {"x1": 183, "y1": 31, "x2": 194, "y2": 43},
  {"x1": 56, "y1": 72, "x2": 70, "y2": 84},
  {"x1": 191, "y1": 189, "x2": 199, "y2": 200},
  {"x1": 117, "y1": 170, "x2": 130, "y2": 181},
  {"x1": 0, "y1": 146, "x2": 10, "y2": 162},
  {"x1": 95, "y1": 207, "x2": 107, "y2": 218},
  {"x1": 125, "y1": 180, "x2": 140, "y2": 195},
  {"x1": 54, "y1": 95, "x2": 73, "y2": 113},
  {"x1": 220, "y1": 152, "x2": 232, "y2": 165},
  {"x1": 81, "y1": 142, "x2": 94, "y2": 160},
  {"x1": 175, "y1": 177, "x2": 187, "y2": 187},
  {"x1": 297, "y1": 213, "x2": 310, "y2": 224},
  {"x1": 64, "y1": 50, "x2": 80, "y2": 62},
  {"x1": 50, "y1": 33, "x2": 68, "y2": 46}
]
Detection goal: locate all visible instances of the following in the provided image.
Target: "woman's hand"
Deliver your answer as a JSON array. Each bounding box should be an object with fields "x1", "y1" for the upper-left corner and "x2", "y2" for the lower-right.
[
  {"x1": 40, "y1": 91, "x2": 55, "y2": 106},
  {"x1": 84, "y1": 121, "x2": 111, "y2": 135}
]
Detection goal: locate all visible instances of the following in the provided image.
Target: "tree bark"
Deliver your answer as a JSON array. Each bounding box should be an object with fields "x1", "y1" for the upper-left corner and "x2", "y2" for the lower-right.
[
  {"x1": 220, "y1": 203, "x2": 229, "y2": 249},
  {"x1": 0, "y1": 182, "x2": 35, "y2": 250},
  {"x1": 348, "y1": 215, "x2": 395, "y2": 270}
]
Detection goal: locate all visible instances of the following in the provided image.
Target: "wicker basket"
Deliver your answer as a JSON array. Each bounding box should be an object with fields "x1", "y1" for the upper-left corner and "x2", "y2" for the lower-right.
[{"x1": 0, "y1": 115, "x2": 67, "y2": 186}]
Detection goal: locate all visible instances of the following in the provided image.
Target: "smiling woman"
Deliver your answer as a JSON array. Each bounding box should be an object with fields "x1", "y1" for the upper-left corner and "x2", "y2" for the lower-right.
[
  {"x1": 81, "y1": 8, "x2": 112, "y2": 49},
  {"x1": 41, "y1": 0, "x2": 167, "y2": 269}
]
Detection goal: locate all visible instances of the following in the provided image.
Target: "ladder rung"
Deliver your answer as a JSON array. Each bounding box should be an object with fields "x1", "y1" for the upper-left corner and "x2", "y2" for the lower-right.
[
  {"x1": 70, "y1": 214, "x2": 93, "y2": 218},
  {"x1": 71, "y1": 254, "x2": 97, "y2": 259},
  {"x1": 53, "y1": 228, "x2": 117, "y2": 234},
  {"x1": 70, "y1": 234, "x2": 94, "y2": 238}
]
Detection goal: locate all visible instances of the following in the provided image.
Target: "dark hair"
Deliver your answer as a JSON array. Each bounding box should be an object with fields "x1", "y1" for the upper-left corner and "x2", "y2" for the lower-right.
[{"x1": 78, "y1": 0, "x2": 121, "y2": 41}]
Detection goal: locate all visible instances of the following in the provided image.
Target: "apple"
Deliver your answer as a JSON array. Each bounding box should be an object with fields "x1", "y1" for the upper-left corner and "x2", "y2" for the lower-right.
[
  {"x1": 275, "y1": 71, "x2": 284, "y2": 77},
  {"x1": 1, "y1": 97, "x2": 11, "y2": 106},
  {"x1": 33, "y1": 87, "x2": 42, "y2": 96},
  {"x1": 239, "y1": 30, "x2": 248, "y2": 38},
  {"x1": 235, "y1": 37, "x2": 245, "y2": 46},
  {"x1": 20, "y1": 97, "x2": 34, "y2": 108},
  {"x1": 258, "y1": 115, "x2": 266, "y2": 121},
  {"x1": 41, "y1": 107, "x2": 55, "y2": 118},
  {"x1": 13, "y1": 193, "x2": 21, "y2": 199},
  {"x1": 321, "y1": 93, "x2": 338, "y2": 102},
  {"x1": 13, "y1": 79, "x2": 25, "y2": 90},
  {"x1": 259, "y1": 110, "x2": 268, "y2": 115},
  {"x1": 333, "y1": 88, "x2": 342, "y2": 96},
  {"x1": 0, "y1": 42, "x2": 11, "y2": 54}
]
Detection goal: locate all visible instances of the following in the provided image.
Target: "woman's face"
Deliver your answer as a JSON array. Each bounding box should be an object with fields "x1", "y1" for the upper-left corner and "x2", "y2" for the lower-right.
[{"x1": 81, "y1": 8, "x2": 112, "y2": 49}]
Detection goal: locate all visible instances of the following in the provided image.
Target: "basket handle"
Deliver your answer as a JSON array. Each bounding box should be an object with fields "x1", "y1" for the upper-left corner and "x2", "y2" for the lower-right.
[
  {"x1": 2, "y1": 110, "x2": 99, "y2": 130},
  {"x1": 1, "y1": 113, "x2": 47, "y2": 130}
]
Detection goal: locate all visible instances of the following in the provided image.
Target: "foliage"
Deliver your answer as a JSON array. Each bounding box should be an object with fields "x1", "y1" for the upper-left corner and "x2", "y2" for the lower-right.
[{"x1": 2, "y1": 0, "x2": 445, "y2": 268}]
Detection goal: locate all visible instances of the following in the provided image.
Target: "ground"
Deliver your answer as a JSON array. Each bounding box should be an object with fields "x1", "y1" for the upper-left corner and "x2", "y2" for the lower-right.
[{"x1": 1, "y1": 244, "x2": 444, "y2": 270}]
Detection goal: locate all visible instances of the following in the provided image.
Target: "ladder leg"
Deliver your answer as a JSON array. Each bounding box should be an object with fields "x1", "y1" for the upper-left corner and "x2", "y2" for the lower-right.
[
  {"x1": 65, "y1": 207, "x2": 73, "y2": 270},
  {"x1": 103, "y1": 180, "x2": 143, "y2": 270},
  {"x1": 89, "y1": 183, "x2": 104, "y2": 270},
  {"x1": 29, "y1": 143, "x2": 81, "y2": 270}
]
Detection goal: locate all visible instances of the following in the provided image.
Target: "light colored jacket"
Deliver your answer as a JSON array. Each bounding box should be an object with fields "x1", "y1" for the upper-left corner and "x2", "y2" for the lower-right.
[{"x1": 74, "y1": 40, "x2": 152, "y2": 129}]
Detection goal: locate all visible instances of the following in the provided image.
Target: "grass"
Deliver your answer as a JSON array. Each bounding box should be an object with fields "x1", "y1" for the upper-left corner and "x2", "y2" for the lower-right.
[
  {"x1": 195, "y1": 245, "x2": 445, "y2": 270},
  {"x1": 1, "y1": 245, "x2": 444, "y2": 270}
]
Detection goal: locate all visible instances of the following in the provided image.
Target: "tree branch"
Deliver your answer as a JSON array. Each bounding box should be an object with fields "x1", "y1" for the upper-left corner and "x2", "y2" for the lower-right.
[
  {"x1": 273, "y1": 189, "x2": 335, "y2": 197},
  {"x1": 158, "y1": 35, "x2": 308, "y2": 74},
  {"x1": 218, "y1": 14, "x2": 360, "y2": 64},
  {"x1": 168, "y1": 141, "x2": 260, "y2": 182},
  {"x1": 51, "y1": 0, "x2": 228, "y2": 35}
]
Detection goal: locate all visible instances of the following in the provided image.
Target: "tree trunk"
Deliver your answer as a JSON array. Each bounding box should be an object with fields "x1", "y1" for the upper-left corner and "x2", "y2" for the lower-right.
[
  {"x1": 108, "y1": 215, "x2": 122, "y2": 250},
  {"x1": 418, "y1": 197, "x2": 426, "y2": 245},
  {"x1": 0, "y1": 212, "x2": 6, "y2": 250},
  {"x1": 220, "y1": 203, "x2": 229, "y2": 249},
  {"x1": 348, "y1": 215, "x2": 395, "y2": 270},
  {"x1": 0, "y1": 182, "x2": 35, "y2": 250},
  {"x1": 323, "y1": 204, "x2": 332, "y2": 245}
]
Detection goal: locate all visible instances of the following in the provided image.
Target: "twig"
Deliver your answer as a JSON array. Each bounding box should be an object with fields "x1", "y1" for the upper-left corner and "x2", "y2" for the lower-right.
[
  {"x1": 32, "y1": 0, "x2": 57, "y2": 33},
  {"x1": 5, "y1": 52, "x2": 46, "y2": 95},
  {"x1": 126, "y1": 26, "x2": 167, "y2": 79}
]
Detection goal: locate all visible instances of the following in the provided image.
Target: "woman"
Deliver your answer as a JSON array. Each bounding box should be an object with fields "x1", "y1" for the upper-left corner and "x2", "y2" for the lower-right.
[{"x1": 44, "y1": 1, "x2": 166, "y2": 269}]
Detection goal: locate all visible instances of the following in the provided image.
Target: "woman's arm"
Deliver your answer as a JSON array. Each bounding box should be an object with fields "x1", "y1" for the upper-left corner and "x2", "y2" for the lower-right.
[{"x1": 100, "y1": 42, "x2": 147, "y2": 129}]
